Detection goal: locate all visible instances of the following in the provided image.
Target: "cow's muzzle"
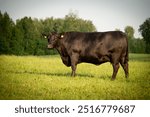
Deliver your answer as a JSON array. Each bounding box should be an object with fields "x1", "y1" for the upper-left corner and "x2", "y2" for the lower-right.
[{"x1": 47, "y1": 44, "x2": 53, "y2": 49}]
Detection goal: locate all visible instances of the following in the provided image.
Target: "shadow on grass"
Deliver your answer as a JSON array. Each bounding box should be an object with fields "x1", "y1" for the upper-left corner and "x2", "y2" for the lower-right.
[
  {"x1": 10, "y1": 70, "x2": 96, "y2": 78},
  {"x1": 98, "y1": 75, "x2": 112, "y2": 80}
]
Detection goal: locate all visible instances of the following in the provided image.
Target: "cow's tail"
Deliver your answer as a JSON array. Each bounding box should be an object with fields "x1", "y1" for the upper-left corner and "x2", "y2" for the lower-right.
[
  {"x1": 125, "y1": 36, "x2": 129, "y2": 63},
  {"x1": 124, "y1": 36, "x2": 129, "y2": 78}
]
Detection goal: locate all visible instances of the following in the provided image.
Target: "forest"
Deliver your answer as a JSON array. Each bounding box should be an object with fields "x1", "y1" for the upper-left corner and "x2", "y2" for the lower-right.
[{"x1": 0, "y1": 11, "x2": 150, "y2": 55}]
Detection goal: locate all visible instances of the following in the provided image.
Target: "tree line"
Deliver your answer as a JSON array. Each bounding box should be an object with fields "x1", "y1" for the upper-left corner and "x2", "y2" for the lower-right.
[
  {"x1": 124, "y1": 26, "x2": 146, "y2": 53},
  {"x1": 0, "y1": 11, "x2": 150, "y2": 55}
]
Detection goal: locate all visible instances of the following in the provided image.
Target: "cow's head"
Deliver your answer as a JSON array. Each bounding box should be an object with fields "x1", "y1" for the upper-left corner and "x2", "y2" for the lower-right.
[{"x1": 42, "y1": 32, "x2": 64, "y2": 49}]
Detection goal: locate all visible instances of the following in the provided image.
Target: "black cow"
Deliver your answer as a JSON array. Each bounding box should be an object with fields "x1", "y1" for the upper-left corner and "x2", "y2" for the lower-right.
[{"x1": 43, "y1": 31, "x2": 128, "y2": 80}]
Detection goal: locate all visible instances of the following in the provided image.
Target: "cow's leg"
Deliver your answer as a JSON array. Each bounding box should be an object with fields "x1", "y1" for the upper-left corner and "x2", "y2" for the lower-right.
[
  {"x1": 111, "y1": 54, "x2": 120, "y2": 80},
  {"x1": 124, "y1": 63, "x2": 128, "y2": 78},
  {"x1": 120, "y1": 57, "x2": 129, "y2": 78},
  {"x1": 112, "y1": 63, "x2": 120, "y2": 80},
  {"x1": 70, "y1": 53, "x2": 79, "y2": 77}
]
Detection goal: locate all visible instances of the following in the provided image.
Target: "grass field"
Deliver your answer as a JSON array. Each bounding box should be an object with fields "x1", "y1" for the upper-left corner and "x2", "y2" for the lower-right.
[{"x1": 0, "y1": 54, "x2": 150, "y2": 100}]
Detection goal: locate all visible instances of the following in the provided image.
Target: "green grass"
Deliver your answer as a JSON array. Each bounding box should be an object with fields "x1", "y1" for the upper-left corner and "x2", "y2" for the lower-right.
[{"x1": 0, "y1": 54, "x2": 150, "y2": 100}]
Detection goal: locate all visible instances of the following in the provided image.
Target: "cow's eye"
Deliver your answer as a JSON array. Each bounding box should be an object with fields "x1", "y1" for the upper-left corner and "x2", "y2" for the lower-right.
[{"x1": 44, "y1": 36, "x2": 47, "y2": 39}]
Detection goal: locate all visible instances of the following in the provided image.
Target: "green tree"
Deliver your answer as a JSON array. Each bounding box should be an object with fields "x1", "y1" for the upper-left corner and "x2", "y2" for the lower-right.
[
  {"x1": 32, "y1": 18, "x2": 48, "y2": 55},
  {"x1": 42, "y1": 17, "x2": 55, "y2": 33},
  {"x1": 63, "y1": 11, "x2": 96, "y2": 32},
  {"x1": 128, "y1": 38, "x2": 145, "y2": 53},
  {"x1": 16, "y1": 17, "x2": 38, "y2": 55},
  {"x1": 124, "y1": 26, "x2": 135, "y2": 39},
  {"x1": 10, "y1": 26, "x2": 24, "y2": 55},
  {"x1": 0, "y1": 12, "x2": 14, "y2": 54},
  {"x1": 139, "y1": 18, "x2": 150, "y2": 53}
]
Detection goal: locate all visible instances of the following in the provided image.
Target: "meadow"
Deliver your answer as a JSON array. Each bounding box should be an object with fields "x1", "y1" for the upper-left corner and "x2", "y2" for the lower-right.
[{"x1": 0, "y1": 54, "x2": 150, "y2": 100}]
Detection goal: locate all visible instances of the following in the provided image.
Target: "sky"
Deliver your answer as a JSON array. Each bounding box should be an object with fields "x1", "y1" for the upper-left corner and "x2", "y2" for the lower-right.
[{"x1": 0, "y1": 0, "x2": 150, "y2": 37}]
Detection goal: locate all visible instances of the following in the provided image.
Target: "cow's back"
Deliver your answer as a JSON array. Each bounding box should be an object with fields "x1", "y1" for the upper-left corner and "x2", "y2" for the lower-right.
[{"x1": 64, "y1": 31, "x2": 127, "y2": 52}]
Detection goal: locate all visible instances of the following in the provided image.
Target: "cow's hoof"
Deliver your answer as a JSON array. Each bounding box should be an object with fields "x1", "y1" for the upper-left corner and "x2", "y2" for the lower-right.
[{"x1": 111, "y1": 78, "x2": 115, "y2": 81}]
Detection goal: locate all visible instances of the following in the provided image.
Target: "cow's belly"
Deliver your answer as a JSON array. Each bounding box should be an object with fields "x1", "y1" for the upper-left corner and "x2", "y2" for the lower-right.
[{"x1": 79, "y1": 55, "x2": 110, "y2": 65}]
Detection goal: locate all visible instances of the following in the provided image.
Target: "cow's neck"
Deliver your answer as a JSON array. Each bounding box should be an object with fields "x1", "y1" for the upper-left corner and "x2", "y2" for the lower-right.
[{"x1": 56, "y1": 42, "x2": 68, "y2": 57}]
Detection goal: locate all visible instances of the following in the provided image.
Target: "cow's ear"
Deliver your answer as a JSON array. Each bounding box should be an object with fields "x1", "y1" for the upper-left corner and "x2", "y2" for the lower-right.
[
  {"x1": 59, "y1": 33, "x2": 65, "y2": 39},
  {"x1": 42, "y1": 33, "x2": 48, "y2": 39},
  {"x1": 60, "y1": 34, "x2": 64, "y2": 39}
]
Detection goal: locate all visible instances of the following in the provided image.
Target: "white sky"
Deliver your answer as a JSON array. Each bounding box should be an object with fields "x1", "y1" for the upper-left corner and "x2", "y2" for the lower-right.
[{"x1": 0, "y1": 0, "x2": 150, "y2": 37}]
